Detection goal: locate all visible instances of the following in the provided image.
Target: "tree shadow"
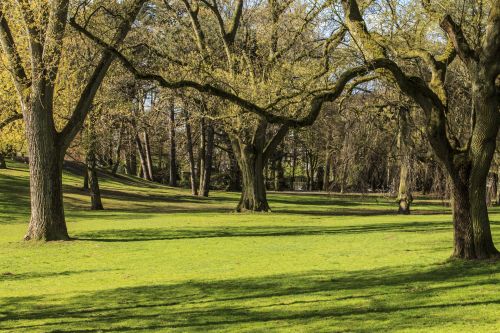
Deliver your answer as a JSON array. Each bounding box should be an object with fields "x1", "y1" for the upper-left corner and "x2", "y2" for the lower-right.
[
  {"x1": 1, "y1": 261, "x2": 498, "y2": 332},
  {"x1": 74, "y1": 220, "x2": 452, "y2": 242}
]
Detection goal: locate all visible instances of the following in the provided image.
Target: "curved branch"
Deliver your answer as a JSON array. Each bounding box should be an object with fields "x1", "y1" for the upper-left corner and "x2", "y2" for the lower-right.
[{"x1": 0, "y1": 112, "x2": 23, "y2": 130}]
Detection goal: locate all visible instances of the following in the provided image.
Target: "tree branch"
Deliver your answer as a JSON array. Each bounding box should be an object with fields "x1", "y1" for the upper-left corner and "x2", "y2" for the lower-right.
[
  {"x1": 440, "y1": 14, "x2": 477, "y2": 65},
  {"x1": 0, "y1": 112, "x2": 23, "y2": 130},
  {"x1": 263, "y1": 124, "x2": 289, "y2": 162},
  {"x1": 0, "y1": 10, "x2": 30, "y2": 95},
  {"x1": 59, "y1": 0, "x2": 147, "y2": 150}
]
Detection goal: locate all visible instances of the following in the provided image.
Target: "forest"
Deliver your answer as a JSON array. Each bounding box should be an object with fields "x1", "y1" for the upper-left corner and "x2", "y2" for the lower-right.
[{"x1": 0, "y1": 0, "x2": 499, "y2": 332}]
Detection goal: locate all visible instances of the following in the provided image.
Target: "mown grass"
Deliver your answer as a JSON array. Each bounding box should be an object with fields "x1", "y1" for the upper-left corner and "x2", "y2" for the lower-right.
[{"x1": 0, "y1": 161, "x2": 499, "y2": 332}]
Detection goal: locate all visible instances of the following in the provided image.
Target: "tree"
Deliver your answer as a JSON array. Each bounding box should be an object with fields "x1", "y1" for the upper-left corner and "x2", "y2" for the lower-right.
[
  {"x1": 340, "y1": 0, "x2": 499, "y2": 259},
  {"x1": 396, "y1": 106, "x2": 412, "y2": 214},
  {"x1": 0, "y1": 0, "x2": 146, "y2": 240}
]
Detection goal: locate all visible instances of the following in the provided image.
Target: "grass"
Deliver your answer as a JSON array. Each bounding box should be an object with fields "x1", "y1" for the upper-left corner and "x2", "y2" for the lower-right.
[{"x1": 0, "y1": 161, "x2": 499, "y2": 332}]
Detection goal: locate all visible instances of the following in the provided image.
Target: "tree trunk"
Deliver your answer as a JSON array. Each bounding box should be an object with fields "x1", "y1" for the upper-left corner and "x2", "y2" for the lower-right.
[
  {"x1": 467, "y1": 82, "x2": 499, "y2": 259},
  {"x1": 323, "y1": 154, "x2": 331, "y2": 191},
  {"x1": 111, "y1": 123, "x2": 124, "y2": 175},
  {"x1": 184, "y1": 110, "x2": 198, "y2": 195},
  {"x1": 0, "y1": 153, "x2": 6, "y2": 169},
  {"x1": 487, "y1": 173, "x2": 498, "y2": 206},
  {"x1": 449, "y1": 161, "x2": 476, "y2": 259},
  {"x1": 87, "y1": 151, "x2": 104, "y2": 210},
  {"x1": 227, "y1": 145, "x2": 242, "y2": 192},
  {"x1": 23, "y1": 128, "x2": 69, "y2": 241},
  {"x1": 397, "y1": 106, "x2": 412, "y2": 214},
  {"x1": 143, "y1": 131, "x2": 154, "y2": 180},
  {"x1": 236, "y1": 145, "x2": 270, "y2": 212},
  {"x1": 135, "y1": 133, "x2": 152, "y2": 180},
  {"x1": 83, "y1": 169, "x2": 89, "y2": 191},
  {"x1": 199, "y1": 119, "x2": 214, "y2": 197},
  {"x1": 169, "y1": 104, "x2": 178, "y2": 187},
  {"x1": 397, "y1": 163, "x2": 412, "y2": 214},
  {"x1": 125, "y1": 129, "x2": 137, "y2": 175},
  {"x1": 275, "y1": 155, "x2": 285, "y2": 191}
]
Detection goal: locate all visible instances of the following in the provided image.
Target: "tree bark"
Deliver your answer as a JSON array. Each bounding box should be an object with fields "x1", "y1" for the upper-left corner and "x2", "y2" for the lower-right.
[
  {"x1": 111, "y1": 123, "x2": 124, "y2": 175},
  {"x1": 135, "y1": 133, "x2": 152, "y2": 180},
  {"x1": 397, "y1": 106, "x2": 412, "y2": 214},
  {"x1": 83, "y1": 169, "x2": 89, "y2": 191},
  {"x1": 23, "y1": 120, "x2": 69, "y2": 241},
  {"x1": 227, "y1": 144, "x2": 242, "y2": 191},
  {"x1": 184, "y1": 110, "x2": 198, "y2": 195},
  {"x1": 275, "y1": 154, "x2": 285, "y2": 191},
  {"x1": 230, "y1": 121, "x2": 288, "y2": 211},
  {"x1": 449, "y1": 161, "x2": 475, "y2": 259},
  {"x1": 234, "y1": 143, "x2": 270, "y2": 212},
  {"x1": 86, "y1": 151, "x2": 104, "y2": 211},
  {"x1": 169, "y1": 103, "x2": 178, "y2": 186},
  {"x1": 467, "y1": 78, "x2": 499, "y2": 258},
  {"x1": 199, "y1": 119, "x2": 214, "y2": 197},
  {"x1": 144, "y1": 131, "x2": 154, "y2": 180}
]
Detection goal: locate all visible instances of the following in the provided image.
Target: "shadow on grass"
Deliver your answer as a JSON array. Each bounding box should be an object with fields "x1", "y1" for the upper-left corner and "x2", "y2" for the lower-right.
[
  {"x1": 1, "y1": 261, "x2": 498, "y2": 332},
  {"x1": 0, "y1": 174, "x2": 31, "y2": 222},
  {"x1": 74, "y1": 221, "x2": 452, "y2": 242},
  {"x1": 0, "y1": 269, "x2": 119, "y2": 282}
]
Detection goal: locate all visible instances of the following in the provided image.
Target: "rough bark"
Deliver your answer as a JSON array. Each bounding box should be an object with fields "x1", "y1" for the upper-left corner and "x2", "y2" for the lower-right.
[
  {"x1": 231, "y1": 121, "x2": 288, "y2": 211},
  {"x1": 23, "y1": 120, "x2": 69, "y2": 241},
  {"x1": 234, "y1": 142, "x2": 270, "y2": 212},
  {"x1": 449, "y1": 161, "x2": 475, "y2": 259}
]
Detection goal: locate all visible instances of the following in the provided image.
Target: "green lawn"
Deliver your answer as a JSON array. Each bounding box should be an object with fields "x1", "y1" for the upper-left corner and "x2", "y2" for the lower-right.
[{"x1": 0, "y1": 162, "x2": 499, "y2": 332}]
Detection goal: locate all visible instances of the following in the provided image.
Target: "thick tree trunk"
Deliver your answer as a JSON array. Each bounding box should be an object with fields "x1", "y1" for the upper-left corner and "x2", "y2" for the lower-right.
[
  {"x1": 184, "y1": 110, "x2": 197, "y2": 195},
  {"x1": 236, "y1": 146, "x2": 270, "y2": 212},
  {"x1": 467, "y1": 83, "x2": 499, "y2": 258},
  {"x1": 24, "y1": 139, "x2": 69, "y2": 241},
  {"x1": 169, "y1": 104, "x2": 178, "y2": 187},
  {"x1": 449, "y1": 162, "x2": 475, "y2": 259}
]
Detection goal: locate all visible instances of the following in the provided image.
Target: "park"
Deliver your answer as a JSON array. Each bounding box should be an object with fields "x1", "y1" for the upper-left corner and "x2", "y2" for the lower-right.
[{"x1": 0, "y1": 0, "x2": 499, "y2": 332}]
